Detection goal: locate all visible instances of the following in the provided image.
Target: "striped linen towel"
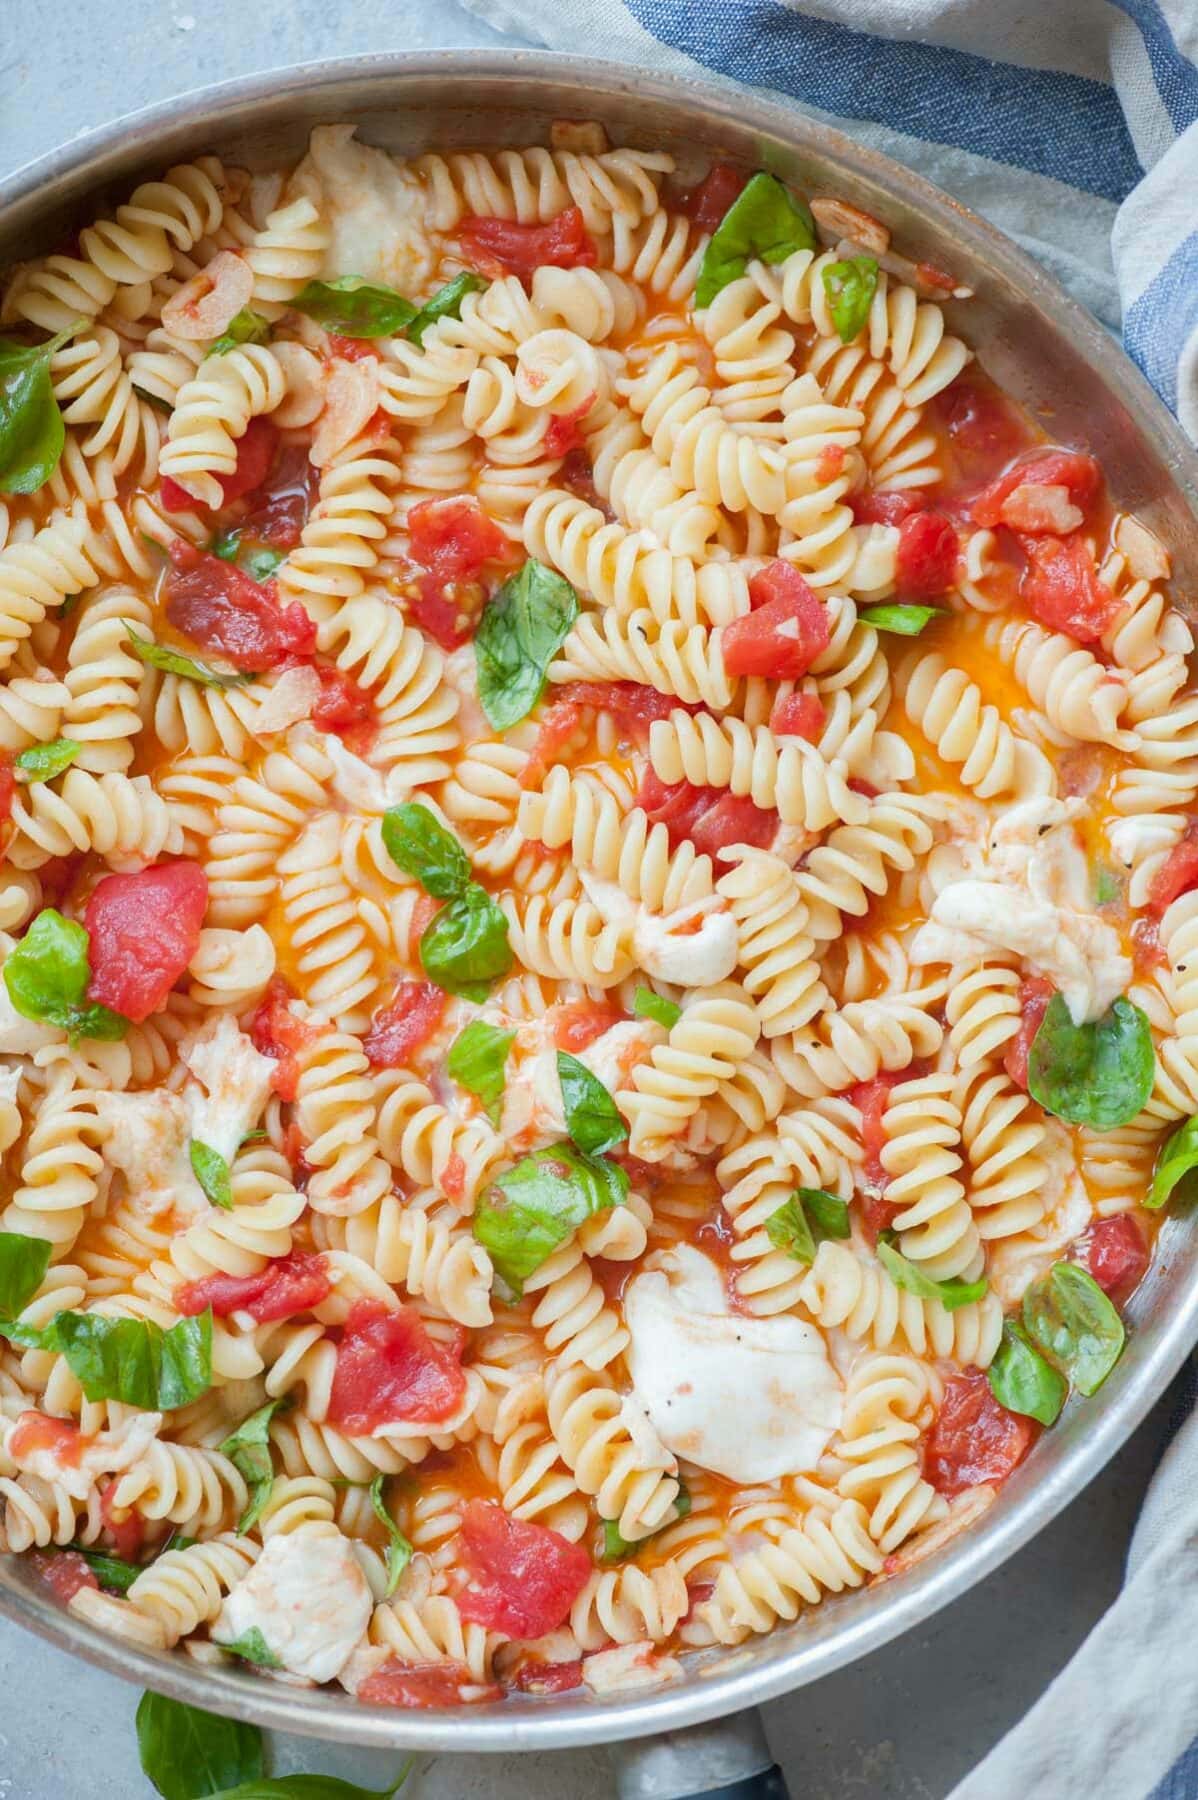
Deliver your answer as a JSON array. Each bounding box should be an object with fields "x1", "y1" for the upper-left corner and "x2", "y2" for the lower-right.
[{"x1": 457, "y1": 3, "x2": 1198, "y2": 1796}]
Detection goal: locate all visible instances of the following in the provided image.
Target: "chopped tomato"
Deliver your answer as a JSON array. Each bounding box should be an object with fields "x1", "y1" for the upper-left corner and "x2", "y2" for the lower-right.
[
  {"x1": 971, "y1": 449, "x2": 1102, "y2": 531},
  {"x1": 850, "y1": 1072, "x2": 907, "y2": 1191},
  {"x1": 816, "y1": 443, "x2": 846, "y2": 483},
  {"x1": 358, "y1": 1658, "x2": 502, "y2": 1709},
  {"x1": 409, "y1": 578, "x2": 479, "y2": 652},
  {"x1": 850, "y1": 489, "x2": 918, "y2": 526},
  {"x1": 639, "y1": 768, "x2": 777, "y2": 857},
  {"x1": 31, "y1": 1550, "x2": 98, "y2": 1604},
  {"x1": 769, "y1": 691, "x2": 827, "y2": 742},
  {"x1": 1147, "y1": 822, "x2": 1198, "y2": 918},
  {"x1": 85, "y1": 862, "x2": 208, "y2": 1023},
  {"x1": 327, "y1": 334, "x2": 381, "y2": 364},
  {"x1": 310, "y1": 663, "x2": 376, "y2": 754},
  {"x1": 895, "y1": 510, "x2": 958, "y2": 599},
  {"x1": 362, "y1": 981, "x2": 447, "y2": 1068},
  {"x1": 457, "y1": 207, "x2": 598, "y2": 278},
  {"x1": 915, "y1": 260, "x2": 958, "y2": 294},
  {"x1": 455, "y1": 1499, "x2": 592, "y2": 1638},
  {"x1": 249, "y1": 975, "x2": 316, "y2": 1101},
  {"x1": 1019, "y1": 533, "x2": 1118, "y2": 643},
  {"x1": 860, "y1": 1191, "x2": 902, "y2": 1243},
  {"x1": 161, "y1": 417, "x2": 280, "y2": 515},
  {"x1": 722, "y1": 561, "x2": 831, "y2": 679},
  {"x1": 1132, "y1": 916, "x2": 1166, "y2": 974},
  {"x1": 509, "y1": 1659, "x2": 584, "y2": 1695},
  {"x1": 552, "y1": 999, "x2": 623, "y2": 1053},
  {"x1": 932, "y1": 373, "x2": 1031, "y2": 461},
  {"x1": 441, "y1": 1151, "x2": 467, "y2": 1205},
  {"x1": 99, "y1": 1481, "x2": 145, "y2": 1563},
  {"x1": 683, "y1": 1578, "x2": 716, "y2": 1623},
  {"x1": 1088, "y1": 1217, "x2": 1149, "y2": 1303},
  {"x1": 0, "y1": 753, "x2": 13, "y2": 826},
  {"x1": 408, "y1": 497, "x2": 510, "y2": 584},
  {"x1": 238, "y1": 444, "x2": 319, "y2": 549},
  {"x1": 1004, "y1": 975, "x2": 1055, "y2": 1092},
  {"x1": 328, "y1": 1302, "x2": 467, "y2": 1431},
  {"x1": 174, "y1": 1250, "x2": 332, "y2": 1323},
  {"x1": 543, "y1": 396, "x2": 594, "y2": 459},
  {"x1": 166, "y1": 540, "x2": 316, "y2": 673},
  {"x1": 10, "y1": 1411, "x2": 84, "y2": 1467},
  {"x1": 926, "y1": 1371, "x2": 1037, "y2": 1497},
  {"x1": 559, "y1": 448, "x2": 606, "y2": 511},
  {"x1": 677, "y1": 162, "x2": 749, "y2": 230},
  {"x1": 552, "y1": 680, "x2": 683, "y2": 735}
]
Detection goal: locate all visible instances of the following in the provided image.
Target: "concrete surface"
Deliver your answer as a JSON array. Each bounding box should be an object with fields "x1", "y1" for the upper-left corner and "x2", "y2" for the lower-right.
[{"x1": 0, "y1": 3, "x2": 1182, "y2": 1794}]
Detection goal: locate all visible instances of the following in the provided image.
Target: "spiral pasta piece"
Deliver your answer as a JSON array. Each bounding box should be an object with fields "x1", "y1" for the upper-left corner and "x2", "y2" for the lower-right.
[
  {"x1": 833, "y1": 1355, "x2": 947, "y2": 1551},
  {"x1": 160, "y1": 344, "x2": 287, "y2": 508},
  {"x1": 650, "y1": 709, "x2": 867, "y2": 831},
  {"x1": 617, "y1": 982, "x2": 759, "y2": 1159}
]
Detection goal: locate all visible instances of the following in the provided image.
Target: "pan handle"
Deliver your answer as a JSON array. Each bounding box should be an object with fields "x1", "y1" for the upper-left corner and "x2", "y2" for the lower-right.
[{"x1": 608, "y1": 1707, "x2": 790, "y2": 1800}]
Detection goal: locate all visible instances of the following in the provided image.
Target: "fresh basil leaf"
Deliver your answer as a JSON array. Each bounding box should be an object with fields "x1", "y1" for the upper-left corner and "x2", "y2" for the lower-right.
[
  {"x1": 1149, "y1": 1111, "x2": 1198, "y2": 1210},
  {"x1": 126, "y1": 626, "x2": 252, "y2": 690},
  {"x1": 1022, "y1": 1260, "x2": 1125, "y2": 1397},
  {"x1": 380, "y1": 802, "x2": 472, "y2": 899},
  {"x1": 1028, "y1": 994, "x2": 1155, "y2": 1130},
  {"x1": 3, "y1": 908, "x2": 128, "y2": 1042},
  {"x1": 602, "y1": 1481, "x2": 691, "y2": 1561},
  {"x1": 211, "y1": 529, "x2": 240, "y2": 562},
  {"x1": 821, "y1": 255, "x2": 879, "y2": 344},
  {"x1": 766, "y1": 1187, "x2": 851, "y2": 1266},
  {"x1": 987, "y1": 1319, "x2": 1066, "y2": 1426},
  {"x1": 65, "y1": 1543, "x2": 142, "y2": 1593},
  {"x1": 446, "y1": 1020, "x2": 515, "y2": 1124},
  {"x1": 633, "y1": 987, "x2": 681, "y2": 1030},
  {"x1": 0, "y1": 1316, "x2": 53, "y2": 1349},
  {"x1": 52, "y1": 1308, "x2": 212, "y2": 1408},
  {"x1": 242, "y1": 545, "x2": 285, "y2": 582},
  {"x1": 858, "y1": 603, "x2": 943, "y2": 636},
  {"x1": 474, "y1": 1142, "x2": 629, "y2": 1293},
  {"x1": 0, "y1": 324, "x2": 79, "y2": 495},
  {"x1": 1092, "y1": 864, "x2": 1123, "y2": 907},
  {"x1": 207, "y1": 1775, "x2": 411, "y2": 1800},
  {"x1": 14, "y1": 737, "x2": 81, "y2": 783},
  {"x1": 876, "y1": 1233, "x2": 988, "y2": 1312},
  {"x1": 220, "y1": 1396, "x2": 289, "y2": 1534},
  {"x1": 210, "y1": 309, "x2": 270, "y2": 356},
  {"x1": 406, "y1": 273, "x2": 487, "y2": 348},
  {"x1": 475, "y1": 558, "x2": 579, "y2": 731},
  {"x1": 802, "y1": 1187, "x2": 852, "y2": 1241},
  {"x1": 369, "y1": 1473, "x2": 413, "y2": 1599},
  {"x1": 557, "y1": 1051, "x2": 627, "y2": 1156},
  {"x1": 221, "y1": 1626, "x2": 282, "y2": 1670},
  {"x1": 292, "y1": 275, "x2": 417, "y2": 339},
  {"x1": 190, "y1": 1140, "x2": 232, "y2": 1211},
  {"x1": 419, "y1": 885, "x2": 512, "y2": 1001},
  {"x1": 695, "y1": 172, "x2": 817, "y2": 307},
  {"x1": 0, "y1": 1230, "x2": 51, "y2": 1319},
  {"x1": 136, "y1": 1690, "x2": 264, "y2": 1800}
]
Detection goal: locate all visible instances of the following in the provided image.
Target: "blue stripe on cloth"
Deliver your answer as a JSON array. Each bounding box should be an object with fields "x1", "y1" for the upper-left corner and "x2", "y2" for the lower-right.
[
  {"x1": 1123, "y1": 227, "x2": 1198, "y2": 410},
  {"x1": 624, "y1": 0, "x2": 1144, "y2": 200},
  {"x1": 1148, "y1": 1733, "x2": 1198, "y2": 1799},
  {"x1": 1109, "y1": 0, "x2": 1198, "y2": 134}
]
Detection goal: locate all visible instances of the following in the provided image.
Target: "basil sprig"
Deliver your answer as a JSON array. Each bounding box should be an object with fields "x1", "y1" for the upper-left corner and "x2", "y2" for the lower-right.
[
  {"x1": 14, "y1": 738, "x2": 81, "y2": 783},
  {"x1": 876, "y1": 1232, "x2": 988, "y2": 1312},
  {"x1": 858, "y1": 603, "x2": 942, "y2": 636},
  {"x1": 1028, "y1": 994, "x2": 1155, "y2": 1129},
  {"x1": 475, "y1": 558, "x2": 579, "y2": 731},
  {"x1": 602, "y1": 1481, "x2": 691, "y2": 1561},
  {"x1": 766, "y1": 1188, "x2": 851, "y2": 1266},
  {"x1": 1022, "y1": 1261, "x2": 1124, "y2": 1398},
  {"x1": 220, "y1": 1397, "x2": 290, "y2": 1534},
  {"x1": 381, "y1": 802, "x2": 511, "y2": 1001},
  {"x1": 210, "y1": 309, "x2": 270, "y2": 356},
  {"x1": 4, "y1": 909, "x2": 128, "y2": 1042},
  {"x1": 381, "y1": 803, "x2": 473, "y2": 898},
  {"x1": 988, "y1": 1319, "x2": 1067, "y2": 1426},
  {"x1": 126, "y1": 626, "x2": 253, "y2": 690},
  {"x1": 1149, "y1": 1112, "x2": 1198, "y2": 1210},
  {"x1": 190, "y1": 1140, "x2": 232, "y2": 1211},
  {"x1": 695, "y1": 172, "x2": 817, "y2": 307},
  {"x1": 0, "y1": 322, "x2": 81, "y2": 494},
  {"x1": 292, "y1": 275, "x2": 417, "y2": 338},
  {"x1": 407, "y1": 273, "x2": 488, "y2": 347},
  {"x1": 45, "y1": 1309, "x2": 212, "y2": 1408},
  {"x1": 474, "y1": 1143, "x2": 629, "y2": 1293},
  {"x1": 446, "y1": 1020, "x2": 515, "y2": 1124},
  {"x1": 221, "y1": 1626, "x2": 282, "y2": 1670},
  {"x1": 557, "y1": 1051, "x2": 627, "y2": 1156},
  {"x1": 0, "y1": 1229, "x2": 51, "y2": 1323},
  {"x1": 633, "y1": 987, "x2": 681, "y2": 1030},
  {"x1": 821, "y1": 255, "x2": 879, "y2": 343},
  {"x1": 370, "y1": 1474, "x2": 413, "y2": 1598},
  {"x1": 136, "y1": 1691, "x2": 264, "y2": 1800}
]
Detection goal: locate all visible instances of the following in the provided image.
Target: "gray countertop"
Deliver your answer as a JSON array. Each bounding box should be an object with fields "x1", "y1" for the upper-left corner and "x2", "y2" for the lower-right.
[{"x1": 0, "y1": 4, "x2": 1178, "y2": 1794}]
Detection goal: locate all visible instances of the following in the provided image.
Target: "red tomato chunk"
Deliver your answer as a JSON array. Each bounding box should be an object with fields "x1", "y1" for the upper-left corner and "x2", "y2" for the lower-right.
[
  {"x1": 850, "y1": 489, "x2": 918, "y2": 527},
  {"x1": 677, "y1": 162, "x2": 749, "y2": 230},
  {"x1": 161, "y1": 416, "x2": 280, "y2": 514},
  {"x1": 1147, "y1": 821, "x2": 1198, "y2": 918},
  {"x1": 0, "y1": 754, "x2": 13, "y2": 827},
  {"x1": 174, "y1": 1250, "x2": 332, "y2": 1323},
  {"x1": 249, "y1": 976, "x2": 315, "y2": 1101},
  {"x1": 32, "y1": 1550, "x2": 98, "y2": 1604},
  {"x1": 509, "y1": 1658, "x2": 584, "y2": 1696},
  {"x1": 932, "y1": 373, "x2": 1031, "y2": 461},
  {"x1": 455, "y1": 1499, "x2": 592, "y2": 1638},
  {"x1": 457, "y1": 207, "x2": 598, "y2": 277},
  {"x1": 552, "y1": 999, "x2": 623, "y2": 1053},
  {"x1": 362, "y1": 981, "x2": 447, "y2": 1068},
  {"x1": 408, "y1": 497, "x2": 510, "y2": 583},
  {"x1": 1088, "y1": 1217, "x2": 1149, "y2": 1302},
  {"x1": 10, "y1": 1411, "x2": 85, "y2": 1466},
  {"x1": 85, "y1": 861, "x2": 208, "y2": 1023},
  {"x1": 770, "y1": 691, "x2": 827, "y2": 742},
  {"x1": 543, "y1": 397, "x2": 594, "y2": 459},
  {"x1": 927, "y1": 1371, "x2": 1037, "y2": 1498},
  {"x1": 358, "y1": 1658, "x2": 502, "y2": 1709},
  {"x1": 1019, "y1": 533, "x2": 1118, "y2": 643},
  {"x1": 238, "y1": 444, "x2": 319, "y2": 550},
  {"x1": 971, "y1": 448, "x2": 1102, "y2": 532},
  {"x1": 722, "y1": 561, "x2": 831, "y2": 679},
  {"x1": 328, "y1": 1302, "x2": 467, "y2": 1432},
  {"x1": 1004, "y1": 975, "x2": 1055, "y2": 1092},
  {"x1": 639, "y1": 768, "x2": 777, "y2": 858},
  {"x1": 895, "y1": 510, "x2": 958, "y2": 599},
  {"x1": 310, "y1": 664, "x2": 376, "y2": 752},
  {"x1": 166, "y1": 541, "x2": 316, "y2": 673},
  {"x1": 850, "y1": 1072, "x2": 907, "y2": 1193},
  {"x1": 99, "y1": 1480, "x2": 145, "y2": 1563}
]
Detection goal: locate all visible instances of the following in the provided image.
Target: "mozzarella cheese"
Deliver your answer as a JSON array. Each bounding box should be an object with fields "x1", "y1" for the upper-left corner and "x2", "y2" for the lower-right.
[
  {"x1": 498, "y1": 1016, "x2": 664, "y2": 1153},
  {"x1": 0, "y1": 978, "x2": 60, "y2": 1056},
  {"x1": 213, "y1": 1524, "x2": 372, "y2": 1684},
  {"x1": 5, "y1": 1410, "x2": 161, "y2": 1502},
  {"x1": 624, "y1": 1247, "x2": 843, "y2": 1482},
  {"x1": 285, "y1": 125, "x2": 434, "y2": 295},
  {"x1": 579, "y1": 871, "x2": 739, "y2": 988},
  {"x1": 181, "y1": 1014, "x2": 276, "y2": 1165},
  {"x1": 319, "y1": 731, "x2": 411, "y2": 815},
  {"x1": 95, "y1": 1090, "x2": 207, "y2": 1220}
]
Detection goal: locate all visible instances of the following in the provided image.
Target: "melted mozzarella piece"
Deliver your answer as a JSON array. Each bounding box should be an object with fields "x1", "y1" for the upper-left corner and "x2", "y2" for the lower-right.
[
  {"x1": 5, "y1": 1411, "x2": 161, "y2": 1502},
  {"x1": 286, "y1": 125, "x2": 434, "y2": 294},
  {"x1": 318, "y1": 731, "x2": 411, "y2": 814},
  {"x1": 181, "y1": 1015, "x2": 276, "y2": 1165},
  {"x1": 579, "y1": 871, "x2": 739, "y2": 987},
  {"x1": 624, "y1": 1247, "x2": 842, "y2": 1482},
  {"x1": 213, "y1": 1525, "x2": 372, "y2": 1683},
  {"x1": 498, "y1": 1016, "x2": 664, "y2": 1153},
  {"x1": 96, "y1": 1090, "x2": 206, "y2": 1220},
  {"x1": 0, "y1": 979, "x2": 60, "y2": 1056}
]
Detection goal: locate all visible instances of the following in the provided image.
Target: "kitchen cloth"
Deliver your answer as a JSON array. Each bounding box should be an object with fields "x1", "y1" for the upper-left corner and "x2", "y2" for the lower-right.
[{"x1": 454, "y1": 1, "x2": 1198, "y2": 1794}]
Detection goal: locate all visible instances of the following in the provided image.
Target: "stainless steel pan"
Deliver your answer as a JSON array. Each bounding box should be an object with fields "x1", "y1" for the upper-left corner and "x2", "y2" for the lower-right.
[{"x1": 1, "y1": 51, "x2": 1196, "y2": 1797}]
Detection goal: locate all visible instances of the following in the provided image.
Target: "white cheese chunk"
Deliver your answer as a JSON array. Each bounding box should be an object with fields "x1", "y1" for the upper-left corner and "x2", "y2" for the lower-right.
[
  {"x1": 632, "y1": 902, "x2": 738, "y2": 988},
  {"x1": 213, "y1": 1525, "x2": 372, "y2": 1684},
  {"x1": 4, "y1": 1410, "x2": 161, "y2": 1502},
  {"x1": 286, "y1": 125, "x2": 434, "y2": 294},
  {"x1": 320, "y1": 732, "x2": 411, "y2": 815},
  {"x1": 96, "y1": 1091, "x2": 206, "y2": 1219},
  {"x1": 583, "y1": 1641, "x2": 683, "y2": 1694},
  {"x1": 181, "y1": 1014, "x2": 276, "y2": 1166},
  {"x1": 624, "y1": 1247, "x2": 843, "y2": 1482},
  {"x1": 0, "y1": 978, "x2": 60, "y2": 1056}
]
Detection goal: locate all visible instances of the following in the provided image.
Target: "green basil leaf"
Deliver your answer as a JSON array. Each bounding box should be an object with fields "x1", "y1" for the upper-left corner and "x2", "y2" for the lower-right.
[
  {"x1": 821, "y1": 255, "x2": 879, "y2": 343},
  {"x1": 126, "y1": 626, "x2": 252, "y2": 690},
  {"x1": 380, "y1": 802, "x2": 472, "y2": 899},
  {"x1": 406, "y1": 273, "x2": 488, "y2": 347},
  {"x1": 1028, "y1": 994, "x2": 1155, "y2": 1129},
  {"x1": 633, "y1": 988, "x2": 681, "y2": 1030},
  {"x1": 446, "y1": 1020, "x2": 515, "y2": 1124},
  {"x1": 210, "y1": 309, "x2": 270, "y2": 356},
  {"x1": 802, "y1": 1187, "x2": 852, "y2": 1240},
  {"x1": 0, "y1": 324, "x2": 78, "y2": 495},
  {"x1": 1149, "y1": 1111, "x2": 1198, "y2": 1210},
  {"x1": 474, "y1": 1142, "x2": 629, "y2": 1293},
  {"x1": 987, "y1": 1319, "x2": 1067, "y2": 1426},
  {"x1": 221, "y1": 1626, "x2": 283, "y2": 1670},
  {"x1": 211, "y1": 529, "x2": 240, "y2": 562},
  {"x1": 190, "y1": 1140, "x2": 232, "y2": 1211},
  {"x1": 766, "y1": 1187, "x2": 852, "y2": 1266},
  {"x1": 557, "y1": 1050, "x2": 627, "y2": 1157},
  {"x1": 370, "y1": 1473, "x2": 413, "y2": 1599},
  {"x1": 0, "y1": 1316, "x2": 53, "y2": 1348},
  {"x1": 475, "y1": 558, "x2": 579, "y2": 731},
  {"x1": 601, "y1": 1481, "x2": 691, "y2": 1561},
  {"x1": 1022, "y1": 1260, "x2": 1125, "y2": 1397},
  {"x1": 51, "y1": 1308, "x2": 212, "y2": 1408},
  {"x1": 858, "y1": 604, "x2": 943, "y2": 636},
  {"x1": 64, "y1": 1542, "x2": 142, "y2": 1593},
  {"x1": 242, "y1": 545, "x2": 285, "y2": 582},
  {"x1": 876, "y1": 1233, "x2": 988, "y2": 1312},
  {"x1": 695, "y1": 172, "x2": 817, "y2": 307},
  {"x1": 14, "y1": 737, "x2": 81, "y2": 783},
  {"x1": 419, "y1": 885, "x2": 512, "y2": 1001},
  {"x1": 1092, "y1": 863, "x2": 1123, "y2": 907},
  {"x1": 292, "y1": 276, "x2": 416, "y2": 339},
  {"x1": 3, "y1": 908, "x2": 128, "y2": 1042},
  {"x1": 207, "y1": 1775, "x2": 412, "y2": 1800},
  {"x1": 220, "y1": 1396, "x2": 289, "y2": 1534},
  {"x1": 0, "y1": 1230, "x2": 51, "y2": 1319},
  {"x1": 136, "y1": 1690, "x2": 264, "y2": 1800}
]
